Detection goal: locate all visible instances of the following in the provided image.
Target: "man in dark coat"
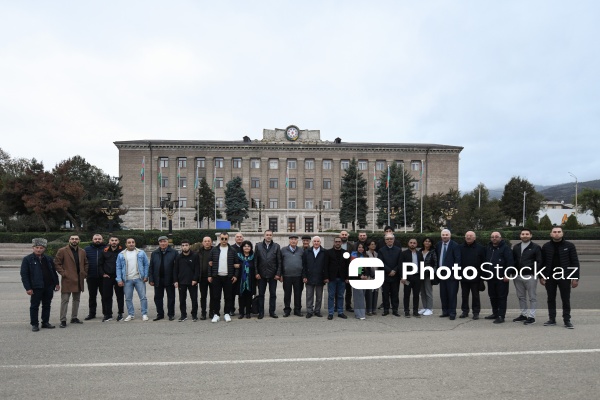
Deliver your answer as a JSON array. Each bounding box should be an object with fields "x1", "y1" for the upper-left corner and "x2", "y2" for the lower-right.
[
  {"x1": 149, "y1": 236, "x2": 178, "y2": 321},
  {"x1": 401, "y1": 238, "x2": 424, "y2": 317},
  {"x1": 484, "y1": 231, "x2": 514, "y2": 324},
  {"x1": 98, "y1": 236, "x2": 124, "y2": 322},
  {"x1": 325, "y1": 237, "x2": 350, "y2": 320},
  {"x1": 254, "y1": 230, "x2": 282, "y2": 319},
  {"x1": 197, "y1": 236, "x2": 213, "y2": 320},
  {"x1": 378, "y1": 233, "x2": 402, "y2": 316},
  {"x1": 460, "y1": 231, "x2": 485, "y2": 320},
  {"x1": 511, "y1": 228, "x2": 543, "y2": 325},
  {"x1": 302, "y1": 236, "x2": 327, "y2": 318},
  {"x1": 20, "y1": 238, "x2": 60, "y2": 331},
  {"x1": 435, "y1": 229, "x2": 461, "y2": 320},
  {"x1": 54, "y1": 235, "x2": 89, "y2": 328},
  {"x1": 83, "y1": 233, "x2": 105, "y2": 320},
  {"x1": 173, "y1": 239, "x2": 200, "y2": 322}
]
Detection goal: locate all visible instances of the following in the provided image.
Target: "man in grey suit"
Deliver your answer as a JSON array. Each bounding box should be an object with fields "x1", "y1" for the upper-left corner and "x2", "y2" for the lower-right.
[{"x1": 255, "y1": 230, "x2": 282, "y2": 319}]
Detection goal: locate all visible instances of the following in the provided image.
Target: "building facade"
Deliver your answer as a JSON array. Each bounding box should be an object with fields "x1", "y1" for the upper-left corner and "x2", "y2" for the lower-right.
[{"x1": 114, "y1": 127, "x2": 463, "y2": 232}]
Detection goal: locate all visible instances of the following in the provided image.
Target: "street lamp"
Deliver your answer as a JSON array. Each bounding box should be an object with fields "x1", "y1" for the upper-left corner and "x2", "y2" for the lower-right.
[
  {"x1": 100, "y1": 198, "x2": 120, "y2": 234},
  {"x1": 383, "y1": 207, "x2": 399, "y2": 229},
  {"x1": 443, "y1": 197, "x2": 457, "y2": 230},
  {"x1": 315, "y1": 201, "x2": 325, "y2": 232},
  {"x1": 254, "y1": 199, "x2": 265, "y2": 232},
  {"x1": 160, "y1": 192, "x2": 179, "y2": 242},
  {"x1": 569, "y1": 172, "x2": 578, "y2": 215}
]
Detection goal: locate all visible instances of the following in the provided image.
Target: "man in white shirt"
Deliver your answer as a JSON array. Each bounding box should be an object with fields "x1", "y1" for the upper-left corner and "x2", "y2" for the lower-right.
[{"x1": 116, "y1": 238, "x2": 150, "y2": 322}]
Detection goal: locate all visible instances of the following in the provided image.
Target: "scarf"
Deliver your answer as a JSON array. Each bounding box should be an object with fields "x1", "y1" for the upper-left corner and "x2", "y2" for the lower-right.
[{"x1": 237, "y1": 253, "x2": 255, "y2": 294}]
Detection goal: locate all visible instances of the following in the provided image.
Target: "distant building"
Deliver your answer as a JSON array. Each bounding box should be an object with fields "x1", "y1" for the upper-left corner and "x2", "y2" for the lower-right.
[{"x1": 114, "y1": 127, "x2": 463, "y2": 232}]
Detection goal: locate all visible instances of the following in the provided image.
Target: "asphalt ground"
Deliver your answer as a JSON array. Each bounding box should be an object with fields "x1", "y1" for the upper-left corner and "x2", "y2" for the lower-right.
[{"x1": 1, "y1": 264, "x2": 599, "y2": 400}]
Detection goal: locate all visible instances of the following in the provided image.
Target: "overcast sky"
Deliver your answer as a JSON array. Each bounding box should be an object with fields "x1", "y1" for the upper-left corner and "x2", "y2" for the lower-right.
[{"x1": 1, "y1": 1, "x2": 598, "y2": 193}]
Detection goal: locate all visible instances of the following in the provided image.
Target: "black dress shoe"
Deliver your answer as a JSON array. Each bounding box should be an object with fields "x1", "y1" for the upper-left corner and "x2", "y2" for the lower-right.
[
  {"x1": 84, "y1": 315, "x2": 96, "y2": 321},
  {"x1": 459, "y1": 313, "x2": 468, "y2": 318},
  {"x1": 493, "y1": 316, "x2": 505, "y2": 324},
  {"x1": 294, "y1": 311, "x2": 303, "y2": 317},
  {"x1": 346, "y1": 307, "x2": 354, "y2": 312},
  {"x1": 41, "y1": 323, "x2": 55, "y2": 329},
  {"x1": 200, "y1": 315, "x2": 207, "y2": 321},
  {"x1": 472, "y1": 314, "x2": 480, "y2": 320},
  {"x1": 32, "y1": 325, "x2": 40, "y2": 332},
  {"x1": 246, "y1": 314, "x2": 251, "y2": 319},
  {"x1": 60, "y1": 321, "x2": 67, "y2": 328},
  {"x1": 338, "y1": 313, "x2": 348, "y2": 319},
  {"x1": 439, "y1": 314, "x2": 449, "y2": 318},
  {"x1": 270, "y1": 313, "x2": 278, "y2": 319},
  {"x1": 314, "y1": 313, "x2": 323, "y2": 318},
  {"x1": 238, "y1": 314, "x2": 245, "y2": 319},
  {"x1": 258, "y1": 314, "x2": 264, "y2": 319},
  {"x1": 484, "y1": 314, "x2": 497, "y2": 320},
  {"x1": 404, "y1": 311, "x2": 411, "y2": 317},
  {"x1": 168, "y1": 316, "x2": 175, "y2": 321},
  {"x1": 327, "y1": 315, "x2": 333, "y2": 320},
  {"x1": 117, "y1": 314, "x2": 124, "y2": 322},
  {"x1": 449, "y1": 316, "x2": 456, "y2": 320},
  {"x1": 283, "y1": 312, "x2": 290, "y2": 318},
  {"x1": 153, "y1": 316, "x2": 164, "y2": 321},
  {"x1": 70, "y1": 318, "x2": 83, "y2": 324},
  {"x1": 412, "y1": 312, "x2": 420, "y2": 318},
  {"x1": 306, "y1": 313, "x2": 313, "y2": 319},
  {"x1": 382, "y1": 311, "x2": 389, "y2": 316}
]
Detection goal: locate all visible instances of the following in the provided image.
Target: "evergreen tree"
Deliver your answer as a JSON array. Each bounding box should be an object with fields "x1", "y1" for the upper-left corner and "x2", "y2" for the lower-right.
[
  {"x1": 224, "y1": 176, "x2": 249, "y2": 229},
  {"x1": 452, "y1": 184, "x2": 506, "y2": 232},
  {"x1": 563, "y1": 214, "x2": 580, "y2": 230},
  {"x1": 339, "y1": 158, "x2": 368, "y2": 231},
  {"x1": 538, "y1": 214, "x2": 553, "y2": 231},
  {"x1": 500, "y1": 176, "x2": 543, "y2": 226},
  {"x1": 195, "y1": 177, "x2": 221, "y2": 227},
  {"x1": 578, "y1": 188, "x2": 600, "y2": 225},
  {"x1": 375, "y1": 163, "x2": 417, "y2": 229}
]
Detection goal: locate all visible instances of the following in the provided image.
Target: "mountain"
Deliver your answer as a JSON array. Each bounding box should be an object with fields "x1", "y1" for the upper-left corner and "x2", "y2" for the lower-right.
[{"x1": 485, "y1": 180, "x2": 600, "y2": 201}]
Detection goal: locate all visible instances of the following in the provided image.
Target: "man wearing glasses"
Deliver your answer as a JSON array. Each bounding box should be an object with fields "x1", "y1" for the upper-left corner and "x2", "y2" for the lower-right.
[
  {"x1": 377, "y1": 234, "x2": 402, "y2": 316},
  {"x1": 208, "y1": 233, "x2": 239, "y2": 322},
  {"x1": 484, "y1": 232, "x2": 514, "y2": 324}
]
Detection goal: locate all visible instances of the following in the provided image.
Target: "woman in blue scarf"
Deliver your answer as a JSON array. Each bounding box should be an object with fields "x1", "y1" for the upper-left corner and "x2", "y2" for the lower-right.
[{"x1": 237, "y1": 240, "x2": 256, "y2": 319}]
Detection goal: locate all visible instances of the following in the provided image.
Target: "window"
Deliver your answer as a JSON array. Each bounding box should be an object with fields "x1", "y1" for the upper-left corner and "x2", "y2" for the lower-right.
[
  {"x1": 251, "y1": 178, "x2": 260, "y2": 188},
  {"x1": 269, "y1": 217, "x2": 278, "y2": 232},
  {"x1": 341, "y1": 160, "x2": 350, "y2": 170},
  {"x1": 376, "y1": 161, "x2": 385, "y2": 171},
  {"x1": 161, "y1": 177, "x2": 169, "y2": 188},
  {"x1": 305, "y1": 159, "x2": 314, "y2": 170},
  {"x1": 178, "y1": 158, "x2": 187, "y2": 168},
  {"x1": 287, "y1": 218, "x2": 296, "y2": 232},
  {"x1": 323, "y1": 200, "x2": 332, "y2": 209},
  {"x1": 179, "y1": 197, "x2": 187, "y2": 207},
  {"x1": 232, "y1": 158, "x2": 242, "y2": 169},
  {"x1": 179, "y1": 217, "x2": 186, "y2": 229},
  {"x1": 324, "y1": 218, "x2": 331, "y2": 230},
  {"x1": 251, "y1": 159, "x2": 260, "y2": 169},
  {"x1": 305, "y1": 179, "x2": 314, "y2": 189},
  {"x1": 342, "y1": 223, "x2": 348, "y2": 229},
  {"x1": 305, "y1": 199, "x2": 313, "y2": 209},
  {"x1": 214, "y1": 178, "x2": 224, "y2": 188},
  {"x1": 269, "y1": 159, "x2": 279, "y2": 169},
  {"x1": 159, "y1": 157, "x2": 169, "y2": 168},
  {"x1": 288, "y1": 178, "x2": 296, "y2": 189},
  {"x1": 161, "y1": 217, "x2": 167, "y2": 229},
  {"x1": 216, "y1": 197, "x2": 224, "y2": 208},
  {"x1": 288, "y1": 199, "x2": 296, "y2": 209},
  {"x1": 412, "y1": 181, "x2": 420, "y2": 191},
  {"x1": 287, "y1": 159, "x2": 297, "y2": 169},
  {"x1": 269, "y1": 178, "x2": 278, "y2": 189},
  {"x1": 305, "y1": 218, "x2": 314, "y2": 233},
  {"x1": 358, "y1": 160, "x2": 368, "y2": 171},
  {"x1": 196, "y1": 158, "x2": 205, "y2": 168},
  {"x1": 323, "y1": 179, "x2": 331, "y2": 189},
  {"x1": 269, "y1": 198, "x2": 278, "y2": 209},
  {"x1": 411, "y1": 161, "x2": 421, "y2": 171},
  {"x1": 322, "y1": 160, "x2": 332, "y2": 170},
  {"x1": 396, "y1": 160, "x2": 404, "y2": 167},
  {"x1": 214, "y1": 158, "x2": 224, "y2": 168},
  {"x1": 179, "y1": 177, "x2": 187, "y2": 188}
]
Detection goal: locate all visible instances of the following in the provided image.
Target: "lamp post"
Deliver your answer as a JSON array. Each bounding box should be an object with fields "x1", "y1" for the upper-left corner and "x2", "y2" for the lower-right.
[
  {"x1": 160, "y1": 192, "x2": 179, "y2": 243},
  {"x1": 100, "y1": 198, "x2": 120, "y2": 234},
  {"x1": 315, "y1": 201, "x2": 325, "y2": 232},
  {"x1": 568, "y1": 172, "x2": 578, "y2": 215},
  {"x1": 443, "y1": 198, "x2": 457, "y2": 231},
  {"x1": 384, "y1": 207, "x2": 399, "y2": 229},
  {"x1": 254, "y1": 200, "x2": 265, "y2": 233}
]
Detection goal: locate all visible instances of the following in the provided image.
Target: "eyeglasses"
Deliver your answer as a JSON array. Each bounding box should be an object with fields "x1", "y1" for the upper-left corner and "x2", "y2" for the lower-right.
[{"x1": 220, "y1": 238, "x2": 228, "y2": 241}]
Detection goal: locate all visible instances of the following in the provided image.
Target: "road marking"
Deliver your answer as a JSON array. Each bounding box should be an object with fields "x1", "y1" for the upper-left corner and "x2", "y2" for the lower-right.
[{"x1": 1, "y1": 349, "x2": 599, "y2": 369}]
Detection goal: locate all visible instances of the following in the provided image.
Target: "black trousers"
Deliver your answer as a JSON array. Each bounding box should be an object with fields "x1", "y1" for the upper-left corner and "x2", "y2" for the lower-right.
[
  {"x1": 488, "y1": 278, "x2": 509, "y2": 318},
  {"x1": 258, "y1": 277, "x2": 278, "y2": 316},
  {"x1": 345, "y1": 282, "x2": 353, "y2": 309},
  {"x1": 365, "y1": 289, "x2": 379, "y2": 313},
  {"x1": 86, "y1": 276, "x2": 104, "y2": 316},
  {"x1": 460, "y1": 280, "x2": 481, "y2": 314},
  {"x1": 231, "y1": 280, "x2": 240, "y2": 314},
  {"x1": 440, "y1": 279, "x2": 460, "y2": 317},
  {"x1": 403, "y1": 280, "x2": 421, "y2": 313},
  {"x1": 239, "y1": 291, "x2": 253, "y2": 315},
  {"x1": 101, "y1": 275, "x2": 124, "y2": 317},
  {"x1": 210, "y1": 276, "x2": 233, "y2": 316},
  {"x1": 199, "y1": 277, "x2": 210, "y2": 316},
  {"x1": 154, "y1": 284, "x2": 176, "y2": 318},
  {"x1": 545, "y1": 279, "x2": 571, "y2": 321},
  {"x1": 381, "y1": 279, "x2": 399, "y2": 312},
  {"x1": 283, "y1": 276, "x2": 303, "y2": 313},
  {"x1": 30, "y1": 286, "x2": 54, "y2": 326},
  {"x1": 178, "y1": 284, "x2": 198, "y2": 318}
]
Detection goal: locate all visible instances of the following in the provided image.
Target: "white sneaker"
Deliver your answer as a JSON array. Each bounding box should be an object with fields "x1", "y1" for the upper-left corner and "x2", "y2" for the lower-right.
[
  {"x1": 124, "y1": 315, "x2": 135, "y2": 321},
  {"x1": 211, "y1": 314, "x2": 220, "y2": 323},
  {"x1": 224, "y1": 314, "x2": 231, "y2": 322},
  {"x1": 423, "y1": 309, "x2": 433, "y2": 316},
  {"x1": 418, "y1": 309, "x2": 425, "y2": 315},
  {"x1": 142, "y1": 315, "x2": 149, "y2": 321}
]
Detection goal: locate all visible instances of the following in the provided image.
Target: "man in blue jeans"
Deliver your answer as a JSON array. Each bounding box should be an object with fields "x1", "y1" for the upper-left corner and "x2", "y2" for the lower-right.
[
  {"x1": 116, "y1": 238, "x2": 150, "y2": 322},
  {"x1": 325, "y1": 237, "x2": 350, "y2": 320}
]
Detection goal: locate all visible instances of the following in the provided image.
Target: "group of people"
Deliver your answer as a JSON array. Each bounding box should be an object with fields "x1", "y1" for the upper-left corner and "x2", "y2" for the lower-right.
[{"x1": 20, "y1": 226, "x2": 580, "y2": 331}]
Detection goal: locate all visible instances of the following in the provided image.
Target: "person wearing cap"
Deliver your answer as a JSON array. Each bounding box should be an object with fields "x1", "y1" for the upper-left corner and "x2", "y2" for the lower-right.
[
  {"x1": 149, "y1": 236, "x2": 178, "y2": 321},
  {"x1": 301, "y1": 235, "x2": 311, "y2": 250},
  {"x1": 20, "y1": 238, "x2": 60, "y2": 331},
  {"x1": 281, "y1": 234, "x2": 304, "y2": 317},
  {"x1": 54, "y1": 235, "x2": 89, "y2": 328}
]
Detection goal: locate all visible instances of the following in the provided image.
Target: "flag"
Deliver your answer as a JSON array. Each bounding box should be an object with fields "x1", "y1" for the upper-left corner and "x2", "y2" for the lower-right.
[
  {"x1": 158, "y1": 164, "x2": 162, "y2": 185},
  {"x1": 140, "y1": 156, "x2": 145, "y2": 182},
  {"x1": 373, "y1": 165, "x2": 376, "y2": 189},
  {"x1": 177, "y1": 163, "x2": 181, "y2": 186},
  {"x1": 285, "y1": 166, "x2": 289, "y2": 188},
  {"x1": 386, "y1": 165, "x2": 390, "y2": 189},
  {"x1": 194, "y1": 165, "x2": 199, "y2": 189},
  {"x1": 213, "y1": 166, "x2": 216, "y2": 189}
]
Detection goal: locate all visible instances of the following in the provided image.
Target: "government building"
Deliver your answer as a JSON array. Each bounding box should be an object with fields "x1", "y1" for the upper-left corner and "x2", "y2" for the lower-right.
[{"x1": 114, "y1": 126, "x2": 463, "y2": 232}]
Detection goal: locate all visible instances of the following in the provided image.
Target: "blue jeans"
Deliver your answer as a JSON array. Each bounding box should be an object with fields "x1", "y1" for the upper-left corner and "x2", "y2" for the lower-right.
[
  {"x1": 124, "y1": 278, "x2": 148, "y2": 316},
  {"x1": 327, "y1": 278, "x2": 345, "y2": 315}
]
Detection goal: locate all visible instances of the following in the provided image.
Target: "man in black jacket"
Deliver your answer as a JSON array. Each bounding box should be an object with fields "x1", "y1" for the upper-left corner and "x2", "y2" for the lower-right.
[
  {"x1": 83, "y1": 234, "x2": 105, "y2": 320},
  {"x1": 401, "y1": 238, "x2": 424, "y2": 317},
  {"x1": 255, "y1": 230, "x2": 282, "y2": 319},
  {"x1": 511, "y1": 229, "x2": 543, "y2": 325},
  {"x1": 325, "y1": 237, "x2": 350, "y2": 320},
  {"x1": 540, "y1": 227, "x2": 580, "y2": 329},
  {"x1": 197, "y1": 236, "x2": 213, "y2": 320},
  {"x1": 173, "y1": 240, "x2": 200, "y2": 322},
  {"x1": 484, "y1": 232, "x2": 514, "y2": 324},
  {"x1": 435, "y1": 229, "x2": 462, "y2": 320},
  {"x1": 302, "y1": 236, "x2": 327, "y2": 318},
  {"x1": 209, "y1": 232, "x2": 239, "y2": 322},
  {"x1": 98, "y1": 236, "x2": 124, "y2": 322},
  {"x1": 378, "y1": 234, "x2": 402, "y2": 317},
  {"x1": 149, "y1": 236, "x2": 178, "y2": 321},
  {"x1": 460, "y1": 231, "x2": 485, "y2": 320}
]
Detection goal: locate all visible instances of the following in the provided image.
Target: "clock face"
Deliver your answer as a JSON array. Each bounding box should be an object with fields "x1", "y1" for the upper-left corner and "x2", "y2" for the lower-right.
[{"x1": 285, "y1": 126, "x2": 299, "y2": 141}]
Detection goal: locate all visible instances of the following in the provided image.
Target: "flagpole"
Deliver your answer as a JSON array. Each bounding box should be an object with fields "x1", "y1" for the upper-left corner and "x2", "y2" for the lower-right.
[
  {"x1": 177, "y1": 162, "x2": 181, "y2": 231},
  {"x1": 142, "y1": 156, "x2": 146, "y2": 231},
  {"x1": 402, "y1": 162, "x2": 407, "y2": 233},
  {"x1": 372, "y1": 165, "x2": 375, "y2": 233},
  {"x1": 387, "y1": 164, "x2": 390, "y2": 227},
  {"x1": 213, "y1": 165, "x2": 217, "y2": 229},
  {"x1": 196, "y1": 164, "x2": 199, "y2": 229},
  {"x1": 286, "y1": 165, "x2": 289, "y2": 233},
  {"x1": 159, "y1": 162, "x2": 163, "y2": 231}
]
